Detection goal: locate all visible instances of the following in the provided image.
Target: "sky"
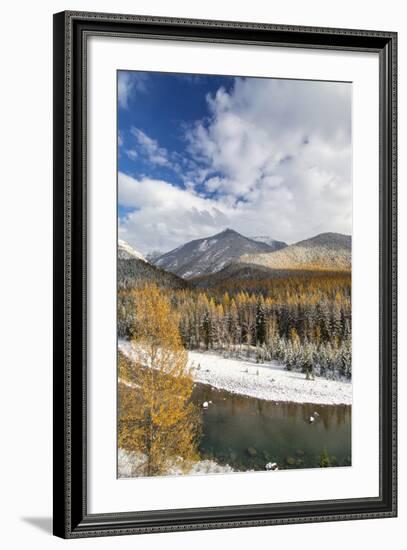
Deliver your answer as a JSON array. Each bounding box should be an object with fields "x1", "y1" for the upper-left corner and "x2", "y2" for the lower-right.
[{"x1": 118, "y1": 70, "x2": 352, "y2": 255}]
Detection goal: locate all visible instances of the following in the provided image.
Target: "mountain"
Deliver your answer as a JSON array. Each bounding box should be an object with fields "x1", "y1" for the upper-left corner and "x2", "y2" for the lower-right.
[
  {"x1": 118, "y1": 240, "x2": 188, "y2": 290},
  {"x1": 250, "y1": 236, "x2": 287, "y2": 251},
  {"x1": 153, "y1": 228, "x2": 276, "y2": 279},
  {"x1": 118, "y1": 258, "x2": 189, "y2": 290},
  {"x1": 239, "y1": 232, "x2": 351, "y2": 271},
  {"x1": 118, "y1": 239, "x2": 146, "y2": 261},
  {"x1": 145, "y1": 250, "x2": 164, "y2": 263}
]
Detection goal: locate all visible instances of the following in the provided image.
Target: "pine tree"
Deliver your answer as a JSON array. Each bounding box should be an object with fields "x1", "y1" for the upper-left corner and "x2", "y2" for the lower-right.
[
  {"x1": 255, "y1": 296, "x2": 266, "y2": 345},
  {"x1": 229, "y1": 298, "x2": 241, "y2": 353}
]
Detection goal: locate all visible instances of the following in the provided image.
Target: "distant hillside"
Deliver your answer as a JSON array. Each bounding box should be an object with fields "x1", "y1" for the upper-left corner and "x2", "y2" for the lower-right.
[
  {"x1": 118, "y1": 241, "x2": 189, "y2": 290},
  {"x1": 118, "y1": 240, "x2": 146, "y2": 261},
  {"x1": 239, "y1": 232, "x2": 351, "y2": 271},
  {"x1": 154, "y1": 228, "x2": 276, "y2": 279},
  {"x1": 191, "y1": 263, "x2": 278, "y2": 288},
  {"x1": 118, "y1": 258, "x2": 190, "y2": 290},
  {"x1": 250, "y1": 236, "x2": 287, "y2": 251},
  {"x1": 191, "y1": 262, "x2": 349, "y2": 290}
]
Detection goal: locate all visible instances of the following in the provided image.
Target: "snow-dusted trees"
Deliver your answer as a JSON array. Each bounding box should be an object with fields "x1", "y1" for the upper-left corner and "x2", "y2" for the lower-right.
[{"x1": 118, "y1": 272, "x2": 352, "y2": 379}]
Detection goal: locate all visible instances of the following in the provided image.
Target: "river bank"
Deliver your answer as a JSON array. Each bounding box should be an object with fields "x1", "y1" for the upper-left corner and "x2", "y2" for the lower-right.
[{"x1": 118, "y1": 340, "x2": 352, "y2": 405}]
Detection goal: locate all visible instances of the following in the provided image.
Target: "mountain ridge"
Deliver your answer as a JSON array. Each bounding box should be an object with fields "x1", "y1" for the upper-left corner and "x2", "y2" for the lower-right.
[
  {"x1": 239, "y1": 232, "x2": 351, "y2": 272},
  {"x1": 153, "y1": 228, "x2": 279, "y2": 279},
  {"x1": 250, "y1": 235, "x2": 287, "y2": 251},
  {"x1": 118, "y1": 239, "x2": 146, "y2": 261}
]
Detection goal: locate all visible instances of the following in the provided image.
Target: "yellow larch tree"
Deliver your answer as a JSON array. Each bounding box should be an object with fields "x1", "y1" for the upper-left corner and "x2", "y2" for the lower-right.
[{"x1": 118, "y1": 283, "x2": 201, "y2": 477}]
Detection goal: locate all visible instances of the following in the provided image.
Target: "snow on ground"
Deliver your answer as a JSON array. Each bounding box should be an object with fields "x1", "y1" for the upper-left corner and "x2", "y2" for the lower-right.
[
  {"x1": 119, "y1": 340, "x2": 352, "y2": 406},
  {"x1": 187, "y1": 350, "x2": 352, "y2": 405},
  {"x1": 118, "y1": 448, "x2": 234, "y2": 478}
]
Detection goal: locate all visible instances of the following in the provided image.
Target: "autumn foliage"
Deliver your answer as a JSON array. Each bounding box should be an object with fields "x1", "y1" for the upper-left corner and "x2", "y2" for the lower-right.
[
  {"x1": 119, "y1": 272, "x2": 352, "y2": 379},
  {"x1": 118, "y1": 284, "x2": 200, "y2": 476}
]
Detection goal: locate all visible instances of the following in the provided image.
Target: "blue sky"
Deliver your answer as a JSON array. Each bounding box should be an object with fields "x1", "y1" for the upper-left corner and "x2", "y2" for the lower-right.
[
  {"x1": 118, "y1": 70, "x2": 352, "y2": 254},
  {"x1": 118, "y1": 72, "x2": 234, "y2": 220}
]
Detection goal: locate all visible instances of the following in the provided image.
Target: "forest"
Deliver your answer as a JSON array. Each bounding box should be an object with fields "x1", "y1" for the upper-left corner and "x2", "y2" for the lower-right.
[{"x1": 118, "y1": 271, "x2": 352, "y2": 379}]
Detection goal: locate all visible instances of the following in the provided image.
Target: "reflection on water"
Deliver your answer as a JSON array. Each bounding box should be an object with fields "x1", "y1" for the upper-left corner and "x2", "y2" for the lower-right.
[{"x1": 192, "y1": 384, "x2": 351, "y2": 471}]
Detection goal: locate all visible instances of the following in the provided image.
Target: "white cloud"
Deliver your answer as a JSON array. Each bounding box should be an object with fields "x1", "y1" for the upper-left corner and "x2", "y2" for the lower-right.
[
  {"x1": 118, "y1": 172, "x2": 229, "y2": 253},
  {"x1": 130, "y1": 127, "x2": 172, "y2": 167},
  {"x1": 118, "y1": 72, "x2": 148, "y2": 109},
  {"x1": 125, "y1": 149, "x2": 138, "y2": 160},
  {"x1": 119, "y1": 77, "x2": 352, "y2": 252},
  {"x1": 183, "y1": 77, "x2": 352, "y2": 242},
  {"x1": 118, "y1": 131, "x2": 124, "y2": 147}
]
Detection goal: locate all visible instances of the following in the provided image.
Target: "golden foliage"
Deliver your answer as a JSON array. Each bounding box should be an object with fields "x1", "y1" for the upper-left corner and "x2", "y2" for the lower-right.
[{"x1": 118, "y1": 284, "x2": 201, "y2": 476}]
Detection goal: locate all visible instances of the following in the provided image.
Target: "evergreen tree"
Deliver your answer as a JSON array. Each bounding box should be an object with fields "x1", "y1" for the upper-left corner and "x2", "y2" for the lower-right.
[{"x1": 255, "y1": 296, "x2": 266, "y2": 344}]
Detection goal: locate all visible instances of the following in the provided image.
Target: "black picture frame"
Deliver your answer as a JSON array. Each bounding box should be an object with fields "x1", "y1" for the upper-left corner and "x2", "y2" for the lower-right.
[{"x1": 53, "y1": 10, "x2": 397, "y2": 539}]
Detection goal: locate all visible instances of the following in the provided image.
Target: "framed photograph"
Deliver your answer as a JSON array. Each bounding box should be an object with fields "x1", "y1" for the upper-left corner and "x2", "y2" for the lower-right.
[{"x1": 53, "y1": 11, "x2": 397, "y2": 538}]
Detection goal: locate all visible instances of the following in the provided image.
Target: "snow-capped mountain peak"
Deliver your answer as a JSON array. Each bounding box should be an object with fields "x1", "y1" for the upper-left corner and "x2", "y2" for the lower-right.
[
  {"x1": 118, "y1": 240, "x2": 146, "y2": 262},
  {"x1": 153, "y1": 229, "x2": 277, "y2": 279}
]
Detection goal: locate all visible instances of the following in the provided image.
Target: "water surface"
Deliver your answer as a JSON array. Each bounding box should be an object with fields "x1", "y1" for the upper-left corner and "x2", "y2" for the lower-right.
[{"x1": 192, "y1": 383, "x2": 351, "y2": 471}]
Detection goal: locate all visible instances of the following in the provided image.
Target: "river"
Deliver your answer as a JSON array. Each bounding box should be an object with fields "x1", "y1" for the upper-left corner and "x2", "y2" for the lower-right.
[{"x1": 192, "y1": 383, "x2": 351, "y2": 471}]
